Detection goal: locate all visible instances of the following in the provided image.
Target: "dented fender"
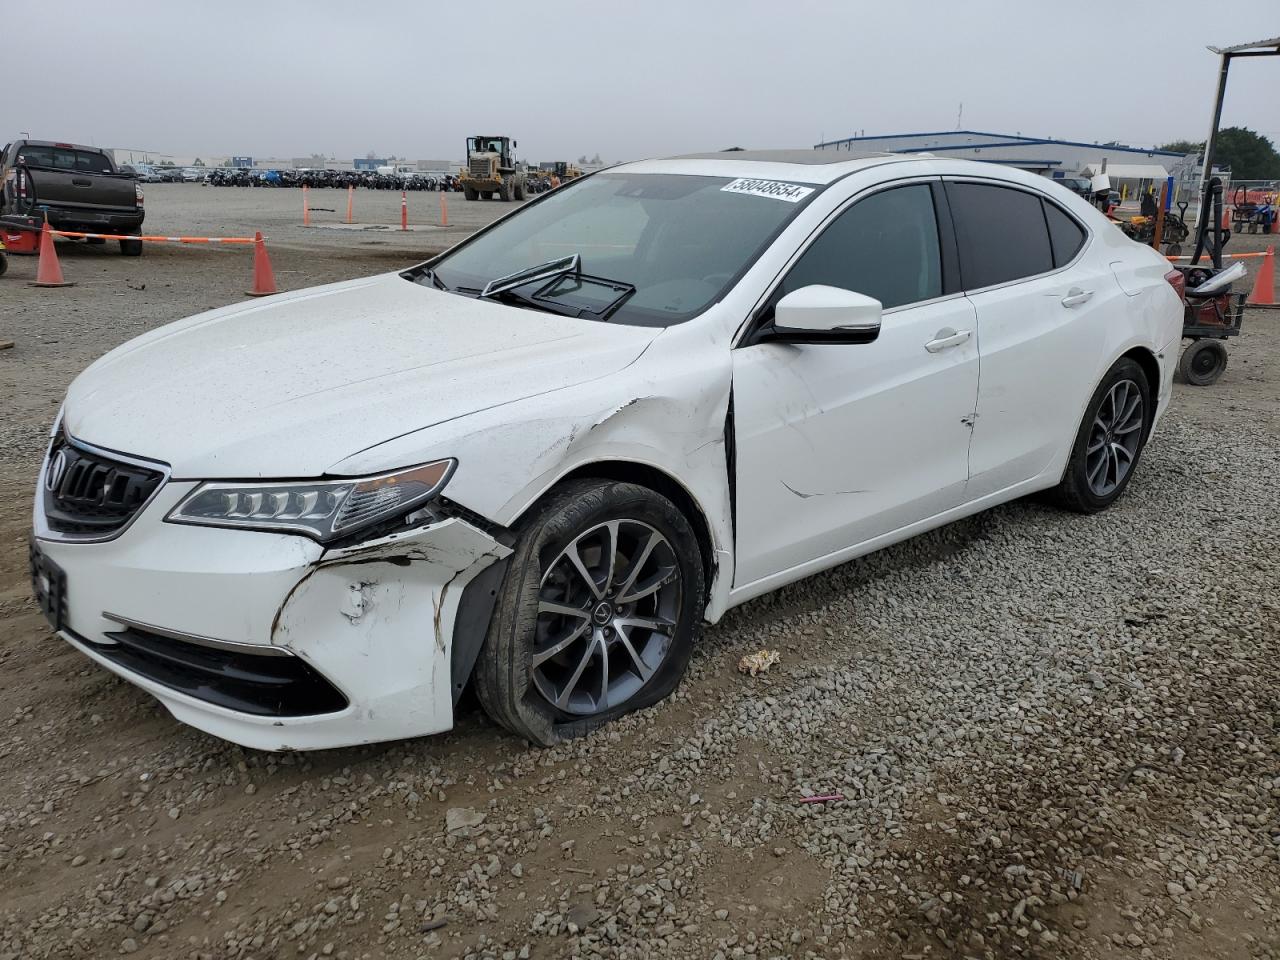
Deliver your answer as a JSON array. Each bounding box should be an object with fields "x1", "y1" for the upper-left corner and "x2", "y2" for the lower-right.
[
  {"x1": 269, "y1": 518, "x2": 511, "y2": 741},
  {"x1": 330, "y1": 321, "x2": 739, "y2": 622}
]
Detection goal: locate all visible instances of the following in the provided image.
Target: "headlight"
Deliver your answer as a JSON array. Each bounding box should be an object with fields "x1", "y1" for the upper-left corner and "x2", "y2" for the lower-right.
[{"x1": 166, "y1": 460, "x2": 455, "y2": 541}]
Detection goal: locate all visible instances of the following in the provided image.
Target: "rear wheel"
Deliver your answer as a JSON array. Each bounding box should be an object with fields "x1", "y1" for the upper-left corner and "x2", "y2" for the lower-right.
[
  {"x1": 1177, "y1": 339, "x2": 1227, "y2": 386},
  {"x1": 474, "y1": 480, "x2": 705, "y2": 746},
  {"x1": 1048, "y1": 357, "x2": 1151, "y2": 513},
  {"x1": 0, "y1": 254, "x2": 7, "y2": 277},
  {"x1": 498, "y1": 180, "x2": 512, "y2": 202},
  {"x1": 514, "y1": 179, "x2": 526, "y2": 201}
]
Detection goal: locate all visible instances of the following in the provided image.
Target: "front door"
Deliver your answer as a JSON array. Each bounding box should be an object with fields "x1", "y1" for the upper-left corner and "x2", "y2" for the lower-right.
[{"x1": 731, "y1": 181, "x2": 980, "y2": 591}]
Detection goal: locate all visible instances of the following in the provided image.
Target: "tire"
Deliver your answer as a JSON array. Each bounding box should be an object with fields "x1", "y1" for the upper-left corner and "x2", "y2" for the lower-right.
[
  {"x1": 1177, "y1": 339, "x2": 1227, "y2": 386},
  {"x1": 119, "y1": 237, "x2": 143, "y2": 257},
  {"x1": 514, "y1": 179, "x2": 526, "y2": 201},
  {"x1": 1048, "y1": 357, "x2": 1151, "y2": 514},
  {"x1": 1164, "y1": 242, "x2": 1182, "y2": 258},
  {"x1": 481, "y1": 191, "x2": 494, "y2": 200},
  {"x1": 498, "y1": 180, "x2": 512, "y2": 202},
  {"x1": 474, "y1": 479, "x2": 706, "y2": 746},
  {"x1": 0, "y1": 254, "x2": 7, "y2": 277},
  {"x1": 463, "y1": 185, "x2": 479, "y2": 201}
]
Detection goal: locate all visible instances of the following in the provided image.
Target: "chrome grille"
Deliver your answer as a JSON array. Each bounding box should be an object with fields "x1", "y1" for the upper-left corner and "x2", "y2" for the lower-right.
[
  {"x1": 41, "y1": 435, "x2": 166, "y2": 538},
  {"x1": 469, "y1": 157, "x2": 492, "y2": 179}
]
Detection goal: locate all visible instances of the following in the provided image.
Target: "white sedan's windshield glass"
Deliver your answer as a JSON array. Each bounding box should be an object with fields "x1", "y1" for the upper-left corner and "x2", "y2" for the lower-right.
[{"x1": 429, "y1": 172, "x2": 820, "y2": 326}]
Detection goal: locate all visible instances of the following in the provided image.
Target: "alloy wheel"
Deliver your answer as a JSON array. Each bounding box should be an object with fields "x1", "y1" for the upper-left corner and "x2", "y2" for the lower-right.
[
  {"x1": 531, "y1": 520, "x2": 681, "y2": 716},
  {"x1": 1085, "y1": 378, "x2": 1144, "y2": 497}
]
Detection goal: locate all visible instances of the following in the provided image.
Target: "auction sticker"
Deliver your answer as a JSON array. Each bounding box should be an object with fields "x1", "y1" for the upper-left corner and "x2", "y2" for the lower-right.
[{"x1": 721, "y1": 178, "x2": 815, "y2": 203}]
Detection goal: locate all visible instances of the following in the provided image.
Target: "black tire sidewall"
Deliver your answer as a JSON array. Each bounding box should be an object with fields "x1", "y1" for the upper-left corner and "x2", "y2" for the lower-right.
[
  {"x1": 477, "y1": 480, "x2": 705, "y2": 745},
  {"x1": 1063, "y1": 358, "x2": 1152, "y2": 511},
  {"x1": 1179, "y1": 340, "x2": 1227, "y2": 386}
]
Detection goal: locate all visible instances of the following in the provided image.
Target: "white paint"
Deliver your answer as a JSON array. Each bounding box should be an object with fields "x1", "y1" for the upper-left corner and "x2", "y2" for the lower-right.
[{"x1": 37, "y1": 152, "x2": 1183, "y2": 749}]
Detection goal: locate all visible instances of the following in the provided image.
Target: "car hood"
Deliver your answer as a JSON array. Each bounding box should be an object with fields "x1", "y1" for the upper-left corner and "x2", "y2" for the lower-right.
[{"x1": 63, "y1": 273, "x2": 661, "y2": 478}]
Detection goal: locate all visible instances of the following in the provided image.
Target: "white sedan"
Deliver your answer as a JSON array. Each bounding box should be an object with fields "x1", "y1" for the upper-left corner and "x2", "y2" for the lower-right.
[{"x1": 30, "y1": 151, "x2": 1183, "y2": 750}]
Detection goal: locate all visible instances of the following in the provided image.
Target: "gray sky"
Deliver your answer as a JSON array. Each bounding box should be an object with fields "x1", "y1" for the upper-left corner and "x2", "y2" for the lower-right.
[{"x1": 18, "y1": 0, "x2": 1280, "y2": 163}]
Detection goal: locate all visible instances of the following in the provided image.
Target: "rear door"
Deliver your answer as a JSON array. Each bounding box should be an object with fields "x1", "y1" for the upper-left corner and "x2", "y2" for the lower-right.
[{"x1": 946, "y1": 180, "x2": 1114, "y2": 499}]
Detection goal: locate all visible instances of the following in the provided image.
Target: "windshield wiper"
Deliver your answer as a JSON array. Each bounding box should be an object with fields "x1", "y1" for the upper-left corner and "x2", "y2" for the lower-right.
[{"x1": 480, "y1": 254, "x2": 580, "y2": 299}]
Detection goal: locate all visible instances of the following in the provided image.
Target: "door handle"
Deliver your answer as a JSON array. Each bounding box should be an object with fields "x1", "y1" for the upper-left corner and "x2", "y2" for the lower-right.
[
  {"x1": 1061, "y1": 287, "x2": 1094, "y2": 307},
  {"x1": 71, "y1": 177, "x2": 92, "y2": 187},
  {"x1": 924, "y1": 328, "x2": 972, "y2": 353}
]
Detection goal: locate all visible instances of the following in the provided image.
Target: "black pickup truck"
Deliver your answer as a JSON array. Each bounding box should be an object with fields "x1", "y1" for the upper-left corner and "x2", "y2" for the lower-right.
[{"x1": 0, "y1": 139, "x2": 145, "y2": 255}]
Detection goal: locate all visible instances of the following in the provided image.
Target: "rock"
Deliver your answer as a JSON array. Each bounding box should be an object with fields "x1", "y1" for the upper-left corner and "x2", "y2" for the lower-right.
[{"x1": 445, "y1": 807, "x2": 486, "y2": 833}]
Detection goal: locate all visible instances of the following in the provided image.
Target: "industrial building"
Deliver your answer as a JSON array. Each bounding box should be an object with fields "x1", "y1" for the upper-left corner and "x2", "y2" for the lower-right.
[{"x1": 815, "y1": 130, "x2": 1218, "y2": 202}]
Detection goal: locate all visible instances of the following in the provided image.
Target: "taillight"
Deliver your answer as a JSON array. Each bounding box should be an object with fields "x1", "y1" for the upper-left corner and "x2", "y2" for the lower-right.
[
  {"x1": 1164, "y1": 268, "x2": 1186, "y2": 302},
  {"x1": 17, "y1": 169, "x2": 26, "y2": 199},
  {"x1": 135, "y1": 183, "x2": 144, "y2": 207}
]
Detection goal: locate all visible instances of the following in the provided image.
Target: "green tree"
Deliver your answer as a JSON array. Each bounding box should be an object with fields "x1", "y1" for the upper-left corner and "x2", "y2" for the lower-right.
[
  {"x1": 1214, "y1": 127, "x2": 1280, "y2": 180},
  {"x1": 1159, "y1": 128, "x2": 1280, "y2": 179}
]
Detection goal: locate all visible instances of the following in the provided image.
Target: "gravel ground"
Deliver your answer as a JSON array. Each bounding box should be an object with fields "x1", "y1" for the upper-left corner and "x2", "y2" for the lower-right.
[{"x1": 0, "y1": 190, "x2": 1277, "y2": 959}]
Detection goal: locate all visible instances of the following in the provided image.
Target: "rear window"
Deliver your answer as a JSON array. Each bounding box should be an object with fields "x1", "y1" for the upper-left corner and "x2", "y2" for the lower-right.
[
  {"x1": 14, "y1": 146, "x2": 111, "y2": 174},
  {"x1": 947, "y1": 182, "x2": 1055, "y2": 289},
  {"x1": 1043, "y1": 200, "x2": 1086, "y2": 267}
]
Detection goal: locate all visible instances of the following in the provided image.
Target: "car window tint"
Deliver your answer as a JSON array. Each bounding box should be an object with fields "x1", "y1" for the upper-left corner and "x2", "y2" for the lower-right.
[
  {"x1": 948, "y1": 183, "x2": 1054, "y2": 289},
  {"x1": 780, "y1": 184, "x2": 942, "y2": 309},
  {"x1": 52, "y1": 149, "x2": 80, "y2": 170},
  {"x1": 19, "y1": 145, "x2": 54, "y2": 167},
  {"x1": 1043, "y1": 200, "x2": 1086, "y2": 267},
  {"x1": 76, "y1": 151, "x2": 112, "y2": 174}
]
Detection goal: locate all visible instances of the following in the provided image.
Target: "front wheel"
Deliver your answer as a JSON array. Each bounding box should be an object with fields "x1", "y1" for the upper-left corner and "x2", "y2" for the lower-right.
[
  {"x1": 474, "y1": 480, "x2": 705, "y2": 746},
  {"x1": 1048, "y1": 357, "x2": 1151, "y2": 513}
]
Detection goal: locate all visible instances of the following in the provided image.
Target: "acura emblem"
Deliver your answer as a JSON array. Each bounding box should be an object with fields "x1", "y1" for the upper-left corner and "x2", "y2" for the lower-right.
[{"x1": 45, "y1": 449, "x2": 68, "y2": 491}]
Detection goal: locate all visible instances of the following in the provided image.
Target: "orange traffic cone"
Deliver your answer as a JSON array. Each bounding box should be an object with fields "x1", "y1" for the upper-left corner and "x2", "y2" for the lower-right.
[
  {"x1": 30, "y1": 221, "x2": 74, "y2": 288},
  {"x1": 1221, "y1": 207, "x2": 1232, "y2": 233},
  {"x1": 439, "y1": 190, "x2": 449, "y2": 227},
  {"x1": 245, "y1": 232, "x2": 277, "y2": 297},
  {"x1": 1247, "y1": 245, "x2": 1276, "y2": 308}
]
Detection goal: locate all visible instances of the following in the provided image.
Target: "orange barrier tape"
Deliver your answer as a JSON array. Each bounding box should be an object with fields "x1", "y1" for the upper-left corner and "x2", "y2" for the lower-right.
[
  {"x1": 50, "y1": 230, "x2": 258, "y2": 244},
  {"x1": 1167, "y1": 251, "x2": 1268, "y2": 261}
]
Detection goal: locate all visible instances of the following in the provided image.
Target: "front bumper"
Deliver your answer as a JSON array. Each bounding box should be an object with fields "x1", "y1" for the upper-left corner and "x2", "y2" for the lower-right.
[{"x1": 33, "y1": 476, "x2": 510, "y2": 751}]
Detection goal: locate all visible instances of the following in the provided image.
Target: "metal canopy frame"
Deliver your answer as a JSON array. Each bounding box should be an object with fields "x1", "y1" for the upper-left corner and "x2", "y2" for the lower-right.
[{"x1": 1197, "y1": 36, "x2": 1280, "y2": 203}]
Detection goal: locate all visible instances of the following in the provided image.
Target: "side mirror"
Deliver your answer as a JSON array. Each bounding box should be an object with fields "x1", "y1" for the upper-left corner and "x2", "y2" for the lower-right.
[{"x1": 763, "y1": 285, "x2": 882, "y2": 344}]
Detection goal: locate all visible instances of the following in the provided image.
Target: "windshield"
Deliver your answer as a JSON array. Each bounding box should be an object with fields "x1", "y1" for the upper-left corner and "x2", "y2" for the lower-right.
[{"x1": 426, "y1": 172, "x2": 821, "y2": 327}]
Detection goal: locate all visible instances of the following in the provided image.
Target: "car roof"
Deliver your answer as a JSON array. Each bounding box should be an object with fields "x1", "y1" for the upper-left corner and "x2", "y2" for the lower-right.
[
  {"x1": 16, "y1": 139, "x2": 107, "y2": 154},
  {"x1": 613, "y1": 149, "x2": 921, "y2": 185}
]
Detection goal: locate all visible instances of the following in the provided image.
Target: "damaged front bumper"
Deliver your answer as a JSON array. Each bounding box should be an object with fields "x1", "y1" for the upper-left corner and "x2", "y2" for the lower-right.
[{"x1": 33, "y1": 481, "x2": 511, "y2": 751}]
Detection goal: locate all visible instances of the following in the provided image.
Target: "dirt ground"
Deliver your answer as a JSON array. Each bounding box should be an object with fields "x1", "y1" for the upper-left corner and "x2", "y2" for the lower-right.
[{"x1": 0, "y1": 187, "x2": 1276, "y2": 960}]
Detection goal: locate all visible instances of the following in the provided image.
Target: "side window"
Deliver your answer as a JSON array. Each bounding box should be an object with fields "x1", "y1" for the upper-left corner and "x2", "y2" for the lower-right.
[
  {"x1": 1043, "y1": 200, "x2": 1086, "y2": 267},
  {"x1": 947, "y1": 183, "x2": 1054, "y2": 289},
  {"x1": 779, "y1": 184, "x2": 942, "y2": 310}
]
